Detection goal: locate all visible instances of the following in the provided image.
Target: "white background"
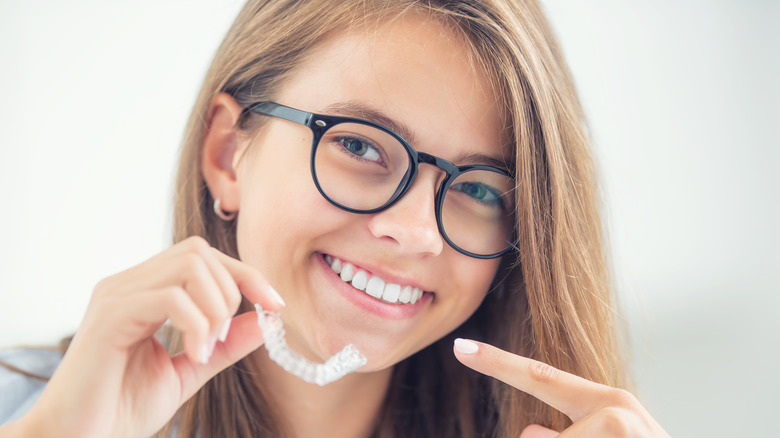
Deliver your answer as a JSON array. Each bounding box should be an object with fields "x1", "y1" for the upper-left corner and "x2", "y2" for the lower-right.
[{"x1": 1, "y1": 1, "x2": 777, "y2": 436}]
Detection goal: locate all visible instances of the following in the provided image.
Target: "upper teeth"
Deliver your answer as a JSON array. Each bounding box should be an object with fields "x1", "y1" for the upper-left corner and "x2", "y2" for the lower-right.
[{"x1": 326, "y1": 255, "x2": 424, "y2": 304}]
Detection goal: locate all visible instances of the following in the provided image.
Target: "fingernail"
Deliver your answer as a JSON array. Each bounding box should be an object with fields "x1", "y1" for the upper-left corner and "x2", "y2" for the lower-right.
[
  {"x1": 199, "y1": 336, "x2": 218, "y2": 364},
  {"x1": 269, "y1": 285, "x2": 286, "y2": 307},
  {"x1": 198, "y1": 343, "x2": 211, "y2": 364},
  {"x1": 454, "y1": 338, "x2": 479, "y2": 355},
  {"x1": 218, "y1": 319, "x2": 232, "y2": 343}
]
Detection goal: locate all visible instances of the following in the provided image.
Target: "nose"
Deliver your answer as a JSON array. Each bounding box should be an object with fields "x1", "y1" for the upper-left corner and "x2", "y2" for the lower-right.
[{"x1": 366, "y1": 168, "x2": 444, "y2": 257}]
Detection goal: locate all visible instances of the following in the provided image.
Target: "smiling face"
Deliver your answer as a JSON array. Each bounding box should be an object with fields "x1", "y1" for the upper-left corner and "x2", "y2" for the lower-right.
[{"x1": 232, "y1": 14, "x2": 508, "y2": 371}]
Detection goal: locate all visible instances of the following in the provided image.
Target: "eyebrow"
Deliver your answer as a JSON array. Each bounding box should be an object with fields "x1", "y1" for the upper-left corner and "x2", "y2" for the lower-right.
[
  {"x1": 319, "y1": 100, "x2": 513, "y2": 174},
  {"x1": 453, "y1": 151, "x2": 515, "y2": 175},
  {"x1": 320, "y1": 101, "x2": 418, "y2": 146}
]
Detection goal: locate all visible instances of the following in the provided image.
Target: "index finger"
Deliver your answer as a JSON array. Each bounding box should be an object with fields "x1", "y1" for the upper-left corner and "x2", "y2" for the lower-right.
[
  {"x1": 210, "y1": 248, "x2": 286, "y2": 310},
  {"x1": 453, "y1": 338, "x2": 612, "y2": 421}
]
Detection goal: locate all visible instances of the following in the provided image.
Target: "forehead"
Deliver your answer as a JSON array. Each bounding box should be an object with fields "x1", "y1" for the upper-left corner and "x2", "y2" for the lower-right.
[{"x1": 274, "y1": 13, "x2": 509, "y2": 162}]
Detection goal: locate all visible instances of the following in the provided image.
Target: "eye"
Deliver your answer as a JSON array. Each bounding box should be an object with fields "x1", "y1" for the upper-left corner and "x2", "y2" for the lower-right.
[
  {"x1": 339, "y1": 137, "x2": 382, "y2": 162},
  {"x1": 451, "y1": 181, "x2": 502, "y2": 207}
]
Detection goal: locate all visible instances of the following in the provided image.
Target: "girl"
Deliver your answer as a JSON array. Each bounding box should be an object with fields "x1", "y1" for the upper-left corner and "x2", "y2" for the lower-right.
[{"x1": 1, "y1": 0, "x2": 668, "y2": 436}]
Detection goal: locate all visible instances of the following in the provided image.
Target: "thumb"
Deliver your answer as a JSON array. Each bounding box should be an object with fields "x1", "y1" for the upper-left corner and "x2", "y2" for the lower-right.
[
  {"x1": 520, "y1": 424, "x2": 559, "y2": 438},
  {"x1": 171, "y1": 310, "x2": 264, "y2": 401}
]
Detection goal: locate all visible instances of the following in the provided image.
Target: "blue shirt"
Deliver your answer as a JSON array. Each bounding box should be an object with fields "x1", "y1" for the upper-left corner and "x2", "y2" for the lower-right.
[{"x1": 0, "y1": 348, "x2": 62, "y2": 425}]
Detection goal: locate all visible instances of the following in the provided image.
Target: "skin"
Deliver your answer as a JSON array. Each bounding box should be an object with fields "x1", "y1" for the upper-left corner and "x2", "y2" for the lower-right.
[
  {"x1": 453, "y1": 340, "x2": 670, "y2": 437},
  {"x1": 0, "y1": 14, "x2": 668, "y2": 438},
  {"x1": 0, "y1": 237, "x2": 285, "y2": 438},
  {"x1": 231, "y1": 21, "x2": 505, "y2": 368},
  {"x1": 204, "y1": 16, "x2": 505, "y2": 436}
]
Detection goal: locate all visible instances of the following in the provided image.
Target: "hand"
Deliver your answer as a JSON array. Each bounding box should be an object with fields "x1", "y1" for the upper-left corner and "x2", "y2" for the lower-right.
[
  {"x1": 453, "y1": 339, "x2": 669, "y2": 438},
  {"x1": 12, "y1": 237, "x2": 285, "y2": 438}
]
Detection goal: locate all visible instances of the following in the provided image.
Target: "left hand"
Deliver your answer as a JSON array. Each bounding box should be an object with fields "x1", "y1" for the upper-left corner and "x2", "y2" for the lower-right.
[{"x1": 453, "y1": 339, "x2": 669, "y2": 438}]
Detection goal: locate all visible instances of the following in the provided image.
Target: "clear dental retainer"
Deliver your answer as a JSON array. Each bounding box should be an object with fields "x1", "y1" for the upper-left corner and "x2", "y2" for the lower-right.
[{"x1": 254, "y1": 303, "x2": 367, "y2": 386}]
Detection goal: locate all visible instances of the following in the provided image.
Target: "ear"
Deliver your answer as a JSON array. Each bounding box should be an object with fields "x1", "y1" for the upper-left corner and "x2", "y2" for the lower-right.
[{"x1": 201, "y1": 92, "x2": 247, "y2": 215}]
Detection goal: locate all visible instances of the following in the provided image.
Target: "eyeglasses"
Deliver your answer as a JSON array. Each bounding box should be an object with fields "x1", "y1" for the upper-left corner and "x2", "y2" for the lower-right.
[{"x1": 245, "y1": 101, "x2": 517, "y2": 259}]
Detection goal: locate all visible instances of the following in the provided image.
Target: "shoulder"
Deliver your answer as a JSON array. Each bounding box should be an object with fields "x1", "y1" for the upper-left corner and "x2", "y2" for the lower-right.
[{"x1": 0, "y1": 348, "x2": 62, "y2": 425}]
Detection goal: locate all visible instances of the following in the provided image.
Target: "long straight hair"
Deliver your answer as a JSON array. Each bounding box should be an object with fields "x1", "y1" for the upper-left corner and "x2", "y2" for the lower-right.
[{"x1": 160, "y1": 0, "x2": 625, "y2": 436}]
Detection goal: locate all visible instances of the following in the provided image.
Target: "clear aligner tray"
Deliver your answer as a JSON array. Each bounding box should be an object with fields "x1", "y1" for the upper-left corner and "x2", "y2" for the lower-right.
[{"x1": 255, "y1": 303, "x2": 367, "y2": 386}]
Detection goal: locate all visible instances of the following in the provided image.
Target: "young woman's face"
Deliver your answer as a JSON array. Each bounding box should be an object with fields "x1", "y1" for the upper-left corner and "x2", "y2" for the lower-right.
[{"x1": 234, "y1": 15, "x2": 508, "y2": 370}]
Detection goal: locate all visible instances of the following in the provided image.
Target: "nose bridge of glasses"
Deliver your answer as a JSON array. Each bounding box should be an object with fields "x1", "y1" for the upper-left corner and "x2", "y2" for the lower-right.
[
  {"x1": 416, "y1": 152, "x2": 458, "y2": 176},
  {"x1": 402, "y1": 152, "x2": 458, "y2": 204}
]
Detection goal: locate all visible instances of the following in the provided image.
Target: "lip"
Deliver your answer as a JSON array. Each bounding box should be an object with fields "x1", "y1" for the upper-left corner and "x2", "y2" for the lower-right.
[{"x1": 315, "y1": 252, "x2": 432, "y2": 320}]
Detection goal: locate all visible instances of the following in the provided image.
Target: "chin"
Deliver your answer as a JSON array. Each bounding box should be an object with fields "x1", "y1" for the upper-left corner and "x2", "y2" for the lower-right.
[{"x1": 321, "y1": 329, "x2": 435, "y2": 372}]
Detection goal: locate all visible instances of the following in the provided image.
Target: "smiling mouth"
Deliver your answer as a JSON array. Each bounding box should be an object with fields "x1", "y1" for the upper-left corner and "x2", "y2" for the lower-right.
[{"x1": 324, "y1": 254, "x2": 425, "y2": 305}]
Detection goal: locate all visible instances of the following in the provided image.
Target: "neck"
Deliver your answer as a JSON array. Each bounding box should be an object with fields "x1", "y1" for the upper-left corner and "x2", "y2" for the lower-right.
[{"x1": 251, "y1": 349, "x2": 393, "y2": 438}]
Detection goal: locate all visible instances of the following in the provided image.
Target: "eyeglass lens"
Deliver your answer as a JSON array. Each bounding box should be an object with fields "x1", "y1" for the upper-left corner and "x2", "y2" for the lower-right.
[{"x1": 313, "y1": 121, "x2": 515, "y2": 256}]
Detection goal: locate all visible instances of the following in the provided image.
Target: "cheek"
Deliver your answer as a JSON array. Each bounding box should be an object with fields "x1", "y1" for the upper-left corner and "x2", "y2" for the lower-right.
[
  {"x1": 461, "y1": 257, "x2": 501, "y2": 293},
  {"x1": 234, "y1": 136, "x2": 322, "y2": 265},
  {"x1": 454, "y1": 258, "x2": 501, "y2": 313}
]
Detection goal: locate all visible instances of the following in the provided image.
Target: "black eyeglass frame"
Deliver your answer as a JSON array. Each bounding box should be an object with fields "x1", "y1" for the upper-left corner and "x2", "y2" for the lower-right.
[{"x1": 245, "y1": 101, "x2": 517, "y2": 259}]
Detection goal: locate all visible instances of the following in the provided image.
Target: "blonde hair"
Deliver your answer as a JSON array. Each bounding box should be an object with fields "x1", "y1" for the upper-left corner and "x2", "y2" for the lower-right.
[{"x1": 163, "y1": 0, "x2": 625, "y2": 436}]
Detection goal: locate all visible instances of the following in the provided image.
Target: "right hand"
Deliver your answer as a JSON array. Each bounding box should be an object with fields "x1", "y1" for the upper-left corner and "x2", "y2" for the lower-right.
[{"x1": 9, "y1": 236, "x2": 285, "y2": 438}]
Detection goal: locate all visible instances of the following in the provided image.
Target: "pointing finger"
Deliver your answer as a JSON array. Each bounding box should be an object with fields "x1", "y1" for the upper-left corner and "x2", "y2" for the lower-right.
[{"x1": 453, "y1": 338, "x2": 614, "y2": 421}]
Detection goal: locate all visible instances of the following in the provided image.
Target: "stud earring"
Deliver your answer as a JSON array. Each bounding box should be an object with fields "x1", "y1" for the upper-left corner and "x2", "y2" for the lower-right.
[{"x1": 213, "y1": 198, "x2": 237, "y2": 221}]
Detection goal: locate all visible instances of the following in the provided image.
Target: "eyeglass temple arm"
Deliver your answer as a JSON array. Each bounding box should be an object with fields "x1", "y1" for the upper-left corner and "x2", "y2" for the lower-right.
[{"x1": 250, "y1": 101, "x2": 313, "y2": 126}]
